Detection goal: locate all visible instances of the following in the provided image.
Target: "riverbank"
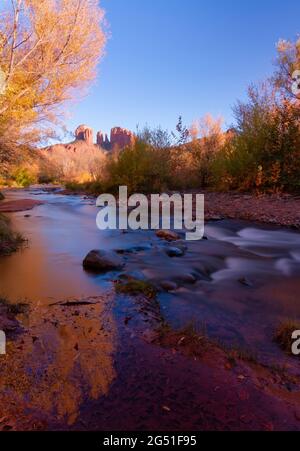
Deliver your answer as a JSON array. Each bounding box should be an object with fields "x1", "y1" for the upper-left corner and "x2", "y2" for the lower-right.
[
  {"x1": 0, "y1": 191, "x2": 43, "y2": 255},
  {"x1": 0, "y1": 214, "x2": 24, "y2": 256},
  {"x1": 203, "y1": 191, "x2": 300, "y2": 229},
  {"x1": 1, "y1": 187, "x2": 300, "y2": 431},
  {"x1": 1, "y1": 288, "x2": 300, "y2": 431},
  {"x1": 60, "y1": 183, "x2": 300, "y2": 229},
  {"x1": 0, "y1": 198, "x2": 44, "y2": 213}
]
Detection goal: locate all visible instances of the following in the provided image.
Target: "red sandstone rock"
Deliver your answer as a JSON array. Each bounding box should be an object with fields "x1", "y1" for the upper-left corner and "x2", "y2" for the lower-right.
[
  {"x1": 97, "y1": 131, "x2": 111, "y2": 150},
  {"x1": 97, "y1": 127, "x2": 135, "y2": 150},
  {"x1": 75, "y1": 125, "x2": 94, "y2": 146},
  {"x1": 110, "y1": 127, "x2": 135, "y2": 149},
  {"x1": 74, "y1": 125, "x2": 134, "y2": 150}
]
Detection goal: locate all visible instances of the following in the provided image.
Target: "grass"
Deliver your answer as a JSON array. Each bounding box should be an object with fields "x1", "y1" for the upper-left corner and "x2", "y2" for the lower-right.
[
  {"x1": 274, "y1": 320, "x2": 300, "y2": 354},
  {"x1": 115, "y1": 279, "x2": 157, "y2": 299},
  {"x1": 0, "y1": 297, "x2": 29, "y2": 315},
  {"x1": 153, "y1": 320, "x2": 210, "y2": 358},
  {"x1": 0, "y1": 213, "x2": 25, "y2": 256},
  {"x1": 163, "y1": 322, "x2": 261, "y2": 358},
  {"x1": 225, "y1": 346, "x2": 258, "y2": 366}
]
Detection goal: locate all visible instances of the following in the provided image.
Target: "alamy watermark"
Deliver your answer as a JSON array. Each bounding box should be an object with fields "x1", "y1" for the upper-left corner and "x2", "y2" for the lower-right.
[
  {"x1": 292, "y1": 70, "x2": 300, "y2": 96},
  {"x1": 292, "y1": 330, "x2": 300, "y2": 356},
  {"x1": 0, "y1": 330, "x2": 6, "y2": 355},
  {"x1": 96, "y1": 186, "x2": 204, "y2": 241}
]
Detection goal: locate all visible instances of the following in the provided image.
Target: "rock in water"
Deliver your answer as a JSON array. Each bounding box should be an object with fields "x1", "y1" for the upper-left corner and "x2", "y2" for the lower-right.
[
  {"x1": 156, "y1": 230, "x2": 180, "y2": 241},
  {"x1": 160, "y1": 281, "x2": 178, "y2": 292},
  {"x1": 165, "y1": 247, "x2": 184, "y2": 257},
  {"x1": 83, "y1": 250, "x2": 124, "y2": 272}
]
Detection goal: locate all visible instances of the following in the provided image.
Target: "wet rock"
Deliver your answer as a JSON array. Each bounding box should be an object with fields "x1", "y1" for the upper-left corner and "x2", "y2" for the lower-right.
[
  {"x1": 83, "y1": 250, "x2": 124, "y2": 272},
  {"x1": 179, "y1": 273, "x2": 197, "y2": 284},
  {"x1": 115, "y1": 244, "x2": 152, "y2": 254},
  {"x1": 238, "y1": 277, "x2": 253, "y2": 287},
  {"x1": 119, "y1": 270, "x2": 146, "y2": 281},
  {"x1": 209, "y1": 215, "x2": 224, "y2": 221},
  {"x1": 156, "y1": 230, "x2": 180, "y2": 241},
  {"x1": 160, "y1": 281, "x2": 178, "y2": 292},
  {"x1": 165, "y1": 247, "x2": 184, "y2": 258}
]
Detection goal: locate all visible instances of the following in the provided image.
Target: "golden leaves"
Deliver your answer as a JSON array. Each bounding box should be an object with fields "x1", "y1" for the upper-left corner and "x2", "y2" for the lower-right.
[{"x1": 0, "y1": 0, "x2": 106, "y2": 147}]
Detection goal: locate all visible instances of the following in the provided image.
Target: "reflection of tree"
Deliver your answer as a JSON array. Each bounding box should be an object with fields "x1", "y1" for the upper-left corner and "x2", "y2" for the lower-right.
[{"x1": 0, "y1": 295, "x2": 116, "y2": 427}]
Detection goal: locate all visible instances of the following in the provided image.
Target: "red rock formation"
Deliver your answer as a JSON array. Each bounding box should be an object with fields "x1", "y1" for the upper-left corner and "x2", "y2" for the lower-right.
[
  {"x1": 97, "y1": 127, "x2": 135, "y2": 151},
  {"x1": 97, "y1": 131, "x2": 111, "y2": 150},
  {"x1": 110, "y1": 127, "x2": 135, "y2": 149},
  {"x1": 74, "y1": 125, "x2": 134, "y2": 150},
  {"x1": 75, "y1": 125, "x2": 94, "y2": 146}
]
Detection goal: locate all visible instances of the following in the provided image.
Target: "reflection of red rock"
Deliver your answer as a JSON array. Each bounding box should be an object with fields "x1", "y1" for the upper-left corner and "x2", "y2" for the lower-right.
[
  {"x1": 97, "y1": 127, "x2": 135, "y2": 151},
  {"x1": 0, "y1": 199, "x2": 43, "y2": 213},
  {"x1": 75, "y1": 125, "x2": 94, "y2": 146}
]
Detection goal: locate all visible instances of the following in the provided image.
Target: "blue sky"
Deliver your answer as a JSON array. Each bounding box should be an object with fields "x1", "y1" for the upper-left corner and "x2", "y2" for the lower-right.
[{"x1": 65, "y1": 0, "x2": 299, "y2": 138}]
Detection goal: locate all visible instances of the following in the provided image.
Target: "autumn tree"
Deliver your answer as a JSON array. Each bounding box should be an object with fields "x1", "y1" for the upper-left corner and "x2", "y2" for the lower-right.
[
  {"x1": 275, "y1": 37, "x2": 300, "y2": 100},
  {"x1": 188, "y1": 114, "x2": 224, "y2": 186},
  {"x1": 0, "y1": 0, "x2": 106, "y2": 164}
]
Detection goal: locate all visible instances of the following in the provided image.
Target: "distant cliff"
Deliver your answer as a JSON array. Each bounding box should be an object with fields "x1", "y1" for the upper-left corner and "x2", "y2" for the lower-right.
[
  {"x1": 75, "y1": 125, "x2": 94, "y2": 146},
  {"x1": 97, "y1": 127, "x2": 135, "y2": 150},
  {"x1": 75, "y1": 124, "x2": 135, "y2": 150},
  {"x1": 40, "y1": 125, "x2": 135, "y2": 182}
]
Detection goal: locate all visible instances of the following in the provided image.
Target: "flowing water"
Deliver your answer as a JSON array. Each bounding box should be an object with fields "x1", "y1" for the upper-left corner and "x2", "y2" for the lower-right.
[{"x1": 1, "y1": 187, "x2": 300, "y2": 429}]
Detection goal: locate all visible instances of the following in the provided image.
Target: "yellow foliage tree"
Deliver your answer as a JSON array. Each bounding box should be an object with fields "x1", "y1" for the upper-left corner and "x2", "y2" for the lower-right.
[
  {"x1": 0, "y1": 0, "x2": 106, "y2": 160},
  {"x1": 275, "y1": 37, "x2": 300, "y2": 100}
]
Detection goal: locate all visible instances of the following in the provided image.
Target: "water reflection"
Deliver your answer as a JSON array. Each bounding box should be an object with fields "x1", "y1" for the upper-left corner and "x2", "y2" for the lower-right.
[
  {"x1": 0, "y1": 295, "x2": 116, "y2": 426},
  {"x1": 1, "y1": 187, "x2": 300, "y2": 416}
]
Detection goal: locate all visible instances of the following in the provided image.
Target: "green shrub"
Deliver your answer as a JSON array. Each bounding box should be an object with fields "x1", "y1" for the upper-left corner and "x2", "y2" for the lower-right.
[
  {"x1": 106, "y1": 140, "x2": 171, "y2": 194},
  {"x1": 116, "y1": 279, "x2": 157, "y2": 299},
  {"x1": 13, "y1": 168, "x2": 36, "y2": 187},
  {"x1": 212, "y1": 84, "x2": 300, "y2": 192}
]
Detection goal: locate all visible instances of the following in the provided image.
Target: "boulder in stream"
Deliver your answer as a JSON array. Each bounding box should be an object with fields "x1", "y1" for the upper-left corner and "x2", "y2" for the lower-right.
[
  {"x1": 160, "y1": 280, "x2": 178, "y2": 292},
  {"x1": 83, "y1": 250, "x2": 124, "y2": 272},
  {"x1": 165, "y1": 247, "x2": 184, "y2": 257}
]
